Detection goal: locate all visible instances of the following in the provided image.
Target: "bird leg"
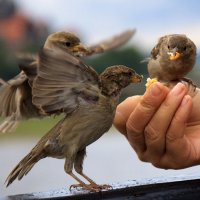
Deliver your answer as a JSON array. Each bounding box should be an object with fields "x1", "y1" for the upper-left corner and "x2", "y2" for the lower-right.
[
  {"x1": 65, "y1": 155, "x2": 97, "y2": 192},
  {"x1": 68, "y1": 172, "x2": 98, "y2": 192},
  {"x1": 72, "y1": 149, "x2": 112, "y2": 191},
  {"x1": 79, "y1": 172, "x2": 112, "y2": 190}
]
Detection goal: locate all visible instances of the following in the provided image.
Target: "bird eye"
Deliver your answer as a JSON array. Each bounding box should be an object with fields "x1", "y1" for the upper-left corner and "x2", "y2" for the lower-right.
[
  {"x1": 65, "y1": 42, "x2": 71, "y2": 47},
  {"x1": 183, "y1": 46, "x2": 187, "y2": 51},
  {"x1": 128, "y1": 72, "x2": 132, "y2": 76},
  {"x1": 167, "y1": 45, "x2": 170, "y2": 49}
]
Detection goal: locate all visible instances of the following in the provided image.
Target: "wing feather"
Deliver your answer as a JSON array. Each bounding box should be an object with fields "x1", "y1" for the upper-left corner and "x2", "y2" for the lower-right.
[
  {"x1": 87, "y1": 29, "x2": 136, "y2": 55},
  {"x1": 32, "y1": 49, "x2": 100, "y2": 115}
]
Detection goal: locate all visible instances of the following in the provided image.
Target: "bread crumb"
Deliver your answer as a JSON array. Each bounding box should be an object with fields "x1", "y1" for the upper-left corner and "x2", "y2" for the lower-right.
[{"x1": 145, "y1": 78, "x2": 158, "y2": 89}]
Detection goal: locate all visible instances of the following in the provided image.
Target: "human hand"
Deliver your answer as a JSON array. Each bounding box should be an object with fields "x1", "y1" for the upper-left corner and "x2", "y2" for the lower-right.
[{"x1": 114, "y1": 82, "x2": 200, "y2": 169}]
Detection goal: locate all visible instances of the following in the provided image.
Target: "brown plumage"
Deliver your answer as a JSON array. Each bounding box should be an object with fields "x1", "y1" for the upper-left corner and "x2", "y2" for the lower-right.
[
  {"x1": 147, "y1": 34, "x2": 196, "y2": 84},
  {"x1": 5, "y1": 48, "x2": 142, "y2": 191},
  {"x1": 0, "y1": 29, "x2": 135, "y2": 133},
  {"x1": 18, "y1": 29, "x2": 135, "y2": 58}
]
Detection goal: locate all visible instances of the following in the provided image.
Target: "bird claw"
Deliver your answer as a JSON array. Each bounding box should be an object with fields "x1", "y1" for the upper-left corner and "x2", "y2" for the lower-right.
[
  {"x1": 69, "y1": 183, "x2": 112, "y2": 192},
  {"x1": 97, "y1": 184, "x2": 113, "y2": 190},
  {"x1": 179, "y1": 77, "x2": 197, "y2": 91},
  {"x1": 70, "y1": 183, "x2": 98, "y2": 192}
]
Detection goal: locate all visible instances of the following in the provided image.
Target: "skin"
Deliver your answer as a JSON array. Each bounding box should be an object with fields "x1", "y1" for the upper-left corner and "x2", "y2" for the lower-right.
[{"x1": 114, "y1": 82, "x2": 200, "y2": 169}]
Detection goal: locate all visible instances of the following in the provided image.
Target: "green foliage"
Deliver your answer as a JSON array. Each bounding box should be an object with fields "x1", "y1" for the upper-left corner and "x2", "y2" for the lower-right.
[
  {"x1": 0, "y1": 115, "x2": 63, "y2": 140},
  {"x1": 0, "y1": 34, "x2": 48, "y2": 80},
  {"x1": 0, "y1": 39, "x2": 19, "y2": 79},
  {"x1": 86, "y1": 46, "x2": 148, "y2": 75}
]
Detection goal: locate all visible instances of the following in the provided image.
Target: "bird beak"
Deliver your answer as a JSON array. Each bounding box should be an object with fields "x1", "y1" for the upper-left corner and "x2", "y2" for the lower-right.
[
  {"x1": 73, "y1": 43, "x2": 88, "y2": 56},
  {"x1": 167, "y1": 47, "x2": 182, "y2": 61},
  {"x1": 132, "y1": 73, "x2": 143, "y2": 83}
]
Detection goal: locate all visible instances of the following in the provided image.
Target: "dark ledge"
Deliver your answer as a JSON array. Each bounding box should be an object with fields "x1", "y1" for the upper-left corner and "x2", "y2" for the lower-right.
[{"x1": 2, "y1": 175, "x2": 200, "y2": 200}]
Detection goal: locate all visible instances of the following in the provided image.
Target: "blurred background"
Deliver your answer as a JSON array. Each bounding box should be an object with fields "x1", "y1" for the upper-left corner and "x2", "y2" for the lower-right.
[{"x1": 1, "y1": 0, "x2": 200, "y2": 196}]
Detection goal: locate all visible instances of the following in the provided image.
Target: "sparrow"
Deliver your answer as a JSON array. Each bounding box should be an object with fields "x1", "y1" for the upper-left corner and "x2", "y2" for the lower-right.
[
  {"x1": 0, "y1": 29, "x2": 135, "y2": 133},
  {"x1": 147, "y1": 34, "x2": 196, "y2": 85},
  {"x1": 5, "y1": 48, "x2": 142, "y2": 191},
  {"x1": 17, "y1": 29, "x2": 135, "y2": 61}
]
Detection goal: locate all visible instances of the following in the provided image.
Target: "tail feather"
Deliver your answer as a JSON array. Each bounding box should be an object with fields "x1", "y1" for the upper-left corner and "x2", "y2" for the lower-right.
[
  {"x1": 6, "y1": 117, "x2": 65, "y2": 186},
  {"x1": 6, "y1": 151, "x2": 45, "y2": 187}
]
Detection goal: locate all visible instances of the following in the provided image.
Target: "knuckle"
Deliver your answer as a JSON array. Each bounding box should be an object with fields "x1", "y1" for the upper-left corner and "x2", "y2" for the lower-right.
[
  {"x1": 152, "y1": 158, "x2": 172, "y2": 169},
  {"x1": 140, "y1": 99, "x2": 156, "y2": 114},
  {"x1": 172, "y1": 114, "x2": 182, "y2": 125},
  {"x1": 144, "y1": 124, "x2": 159, "y2": 141},
  {"x1": 137, "y1": 153, "x2": 148, "y2": 162},
  {"x1": 166, "y1": 133, "x2": 177, "y2": 142},
  {"x1": 125, "y1": 96, "x2": 134, "y2": 102},
  {"x1": 158, "y1": 156, "x2": 182, "y2": 169},
  {"x1": 162, "y1": 99, "x2": 171, "y2": 108},
  {"x1": 152, "y1": 161, "x2": 162, "y2": 168},
  {"x1": 126, "y1": 120, "x2": 142, "y2": 137}
]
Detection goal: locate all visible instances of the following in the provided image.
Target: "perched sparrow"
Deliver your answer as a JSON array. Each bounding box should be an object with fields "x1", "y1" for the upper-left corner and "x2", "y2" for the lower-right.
[
  {"x1": 5, "y1": 48, "x2": 142, "y2": 191},
  {"x1": 147, "y1": 34, "x2": 196, "y2": 85},
  {"x1": 0, "y1": 29, "x2": 135, "y2": 133}
]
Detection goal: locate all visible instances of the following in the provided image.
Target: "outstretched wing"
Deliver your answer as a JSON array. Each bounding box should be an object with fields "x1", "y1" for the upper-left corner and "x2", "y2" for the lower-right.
[
  {"x1": 32, "y1": 49, "x2": 100, "y2": 115},
  {"x1": 86, "y1": 29, "x2": 136, "y2": 55},
  {"x1": 19, "y1": 60, "x2": 38, "y2": 86},
  {"x1": 0, "y1": 72, "x2": 27, "y2": 117}
]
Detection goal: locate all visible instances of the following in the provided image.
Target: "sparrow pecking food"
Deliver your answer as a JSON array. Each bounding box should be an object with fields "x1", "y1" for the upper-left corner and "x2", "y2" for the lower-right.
[{"x1": 147, "y1": 34, "x2": 196, "y2": 87}]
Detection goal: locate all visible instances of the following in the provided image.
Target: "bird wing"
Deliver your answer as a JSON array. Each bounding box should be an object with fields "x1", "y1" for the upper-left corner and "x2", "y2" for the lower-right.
[
  {"x1": 86, "y1": 29, "x2": 136, "y2": 55},
  {"x1": 0, "y1": 72, "x2": 27, "y2": 117},
  {"x1": 16, "y1": 52, "x2": 37, "y2": 61},
  {"x1": 32, "y1": 49, "x2": 100, "y2": 115},
  {"x1": 19, "y1": 60, "x2": 38, "y2": 86}
]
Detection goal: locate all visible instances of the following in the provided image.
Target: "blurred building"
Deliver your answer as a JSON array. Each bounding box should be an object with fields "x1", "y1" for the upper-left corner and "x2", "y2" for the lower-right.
[
  {"x1": 0, "y1": 0, "x2": 49, "y2": 79},
  {"x1": 0, "y1": 0, "x2": 48, "y2": 48}
]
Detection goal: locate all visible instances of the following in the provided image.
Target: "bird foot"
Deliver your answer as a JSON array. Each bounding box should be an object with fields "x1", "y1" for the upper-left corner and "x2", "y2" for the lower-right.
[
  {"x1": 70, "y1": 183, "x2": 99, "y2": 192},
  {"x1": 96, "y1": 184, "x2": 113, "y2": 190},
  {"x1": 161, "y1": 78, "x2": 197, "y2": 92},
  {"x1": 69, "y1": 183, "x2": 112, "y2": 192},
  {"x1": 179, "y1": 77, "x2": 196, "y2": 91}
]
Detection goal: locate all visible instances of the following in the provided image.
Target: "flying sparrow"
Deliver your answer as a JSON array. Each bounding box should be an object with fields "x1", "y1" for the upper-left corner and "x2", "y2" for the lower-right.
[
  {"x1": 5, "y1": 48, "x2": 142, "y2": 191},
  {"x1": 0, "y1": 29, "x2": 135, "y2": 133},
  {"x1": 147, "y1": 34, "x2": 196, "y2": 86}
]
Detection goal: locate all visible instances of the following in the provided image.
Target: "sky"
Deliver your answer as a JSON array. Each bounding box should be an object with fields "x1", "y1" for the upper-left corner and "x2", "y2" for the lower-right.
[{"x1": 14, "y1": 0, "x2": 200, "y2": 53}]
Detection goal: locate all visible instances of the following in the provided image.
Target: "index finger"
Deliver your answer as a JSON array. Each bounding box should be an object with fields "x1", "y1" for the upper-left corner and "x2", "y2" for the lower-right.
[
  {"x1": 114, "y1": 95, "x2": 141, "y2": 135},
  {"x1": 126, "y1": 82, "x2": 169, "y2": 152}
]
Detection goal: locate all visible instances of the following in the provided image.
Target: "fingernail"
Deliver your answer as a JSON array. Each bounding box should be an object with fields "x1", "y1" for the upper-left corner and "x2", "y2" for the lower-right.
[
  {"x1": 181, "y1": 95, "x2": 190, "y2": 106},
  {"x1": 150, "y1": 83, "x2": 162, "y2": 96},
  {"x1": 171, "y1": 83, "x2": 185, "y2": 95}
]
